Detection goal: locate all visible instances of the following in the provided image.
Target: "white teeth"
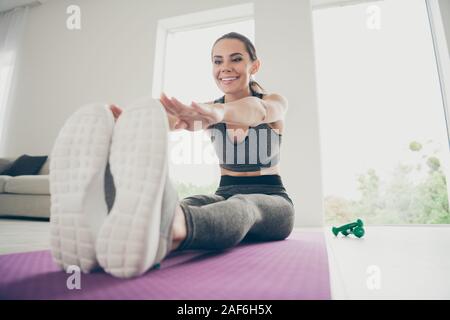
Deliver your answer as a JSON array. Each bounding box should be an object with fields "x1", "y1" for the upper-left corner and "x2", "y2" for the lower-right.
[{"x1": 221, "y1": 77, "x2": 237, "y2": 81}]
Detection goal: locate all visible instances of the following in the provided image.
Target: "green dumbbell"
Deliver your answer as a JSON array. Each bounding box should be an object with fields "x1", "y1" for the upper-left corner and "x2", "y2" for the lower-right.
[{"x1": 332, "y1": 219, "x2": 365, "y2": 238}]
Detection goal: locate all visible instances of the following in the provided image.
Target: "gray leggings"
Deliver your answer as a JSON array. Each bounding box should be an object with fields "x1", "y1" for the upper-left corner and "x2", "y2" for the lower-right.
[
  {"x1": 104, "y1": 165, "x2": 295, "y2": 251},
  {"x1": 177, "y1": 183, "x2": 295, "y2": 251}
]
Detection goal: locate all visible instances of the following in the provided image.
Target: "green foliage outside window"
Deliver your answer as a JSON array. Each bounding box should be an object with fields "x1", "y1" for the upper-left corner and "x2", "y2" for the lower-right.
[
  {"x1": 174, "y1": 181, "x2": 219, "y2": 201},
  {"x1": 325, "y1": 140, "x2": 449, "y2": 225}
]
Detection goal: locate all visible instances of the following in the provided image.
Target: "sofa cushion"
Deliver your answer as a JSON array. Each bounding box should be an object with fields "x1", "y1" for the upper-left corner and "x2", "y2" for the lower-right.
[
  {"x1": 4, "y1": 175, "x2": 50, "y2": 195},
  {"x1": 0, "y1": 194, "x2": 50, "y2": 218},
  {"x1": 0, "y1": 175, "x2": 11, "y2": 193},
  {"x1": 39, "y1": 158, "x2": 50, "y2": 175},
  {"x1": 1, "y1": 155, "x2": 48, "y2": 177},
  {"x1": 0, "y1": 158, "x2": 13, "y2": 174}
]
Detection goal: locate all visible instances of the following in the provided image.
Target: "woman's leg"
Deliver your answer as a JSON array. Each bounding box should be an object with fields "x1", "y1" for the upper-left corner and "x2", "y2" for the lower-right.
[
  {"x1": 170, "y1": 194, "x2": 227, "y2": 250},
  {"x1": 170, "y1": 205, "x2": 187, "y2": 250},
  {"x1": 240, "y1": 194, "x2": 295, "y2": 242},
  {"x1": 175, "y1": 193, "x2": 295, "y2": 251}
]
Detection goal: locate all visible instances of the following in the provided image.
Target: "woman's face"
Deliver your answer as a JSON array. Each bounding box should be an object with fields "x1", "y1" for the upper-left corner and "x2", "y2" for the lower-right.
[{"x1": 212, "y1": 38, "x2": 259, "y2": 95}]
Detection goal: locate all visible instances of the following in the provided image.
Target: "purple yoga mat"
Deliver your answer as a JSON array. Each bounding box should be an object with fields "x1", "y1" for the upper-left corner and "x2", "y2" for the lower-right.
[{"x1": 0, "y1": 231, "x2": 330, "y2": 300}]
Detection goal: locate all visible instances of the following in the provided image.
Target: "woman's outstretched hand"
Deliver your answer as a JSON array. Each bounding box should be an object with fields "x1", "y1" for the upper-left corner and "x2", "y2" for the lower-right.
[
  {"x1": 110, "y1": 104, "x2": 122, "y2": 122},
  {"x1": 159, "y1": 92, "x2": 224, "y2": 131}
]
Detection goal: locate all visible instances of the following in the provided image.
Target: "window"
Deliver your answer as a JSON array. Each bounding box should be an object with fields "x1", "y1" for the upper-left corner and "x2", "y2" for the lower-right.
[
  {"x1": 153, "y1": 7, "x2": 254, "y2": 199},
  {"x1": 312, "y1": 0, "x2": 450, "y2": 224}
]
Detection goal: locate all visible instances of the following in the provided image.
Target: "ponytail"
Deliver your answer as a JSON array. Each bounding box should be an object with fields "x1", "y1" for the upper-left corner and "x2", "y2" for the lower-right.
[{"x1": 249, "y1": 78, "x2": 267, "y2": 95}]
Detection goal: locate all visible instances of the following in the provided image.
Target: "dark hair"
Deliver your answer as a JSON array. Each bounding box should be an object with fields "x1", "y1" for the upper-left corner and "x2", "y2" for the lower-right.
[{"x1": 212, "y1": 32, "x2": 266, "y2": 94}]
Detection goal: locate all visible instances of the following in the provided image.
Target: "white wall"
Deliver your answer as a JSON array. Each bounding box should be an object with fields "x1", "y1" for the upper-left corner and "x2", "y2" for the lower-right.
[
  {"x1": 256, "y1": 0, "x2": 324, "y2": 226},
  {"x1": 4, "y1": 0, "x2": 324, "y2": 227}
]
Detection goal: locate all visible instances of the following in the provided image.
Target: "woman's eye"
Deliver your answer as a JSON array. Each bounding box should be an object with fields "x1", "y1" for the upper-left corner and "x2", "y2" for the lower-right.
[{"x1": 213, "y1": 58, "x2": 241, "y2": 65}]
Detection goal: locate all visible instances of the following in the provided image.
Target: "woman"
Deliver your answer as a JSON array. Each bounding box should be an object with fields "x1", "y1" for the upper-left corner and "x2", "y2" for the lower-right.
[{"x1": 50, "y1": 32, "x2": 294, "y2": 279}]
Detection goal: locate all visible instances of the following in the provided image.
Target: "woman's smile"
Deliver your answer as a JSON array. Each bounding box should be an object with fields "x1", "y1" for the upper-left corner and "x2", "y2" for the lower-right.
[{"x1": 220, "y1": 76, "x2": 240, "y2": 85}]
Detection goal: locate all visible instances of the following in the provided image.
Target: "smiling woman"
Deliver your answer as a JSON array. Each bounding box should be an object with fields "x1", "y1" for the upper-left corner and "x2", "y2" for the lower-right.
[
  {"x1": 153, "y1": 31, "x2": 295, "y2": 258},
  {"x1": 107, "y1": 30, "x2": 292, "y2": 223},
  {"x1": 48, "y1": 28, "x2": 294, "y2": 279}
]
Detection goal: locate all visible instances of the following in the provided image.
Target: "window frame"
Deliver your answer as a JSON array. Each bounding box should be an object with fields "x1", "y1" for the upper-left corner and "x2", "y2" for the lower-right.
[
  {"x1": 151, "y1": 3, "x2": 254, "y2": 99},
  {"x1": 425, "y1": 0, "x2": 450, "y2": 218}
]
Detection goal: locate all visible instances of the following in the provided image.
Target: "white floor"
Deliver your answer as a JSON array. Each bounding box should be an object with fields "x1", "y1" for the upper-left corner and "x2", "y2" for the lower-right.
[
  {"x1": 325, "y1": 225, "x2": 450, "y2": 299},
  {"x1": 0, "y1": 219, "x2": 50, "y2": 254},
  {"x1": 1, "y1": 219, "x2": 449, "y2": 299}
]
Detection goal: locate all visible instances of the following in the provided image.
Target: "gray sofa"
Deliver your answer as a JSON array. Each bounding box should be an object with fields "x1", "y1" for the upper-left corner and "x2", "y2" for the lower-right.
[{"x1": 0, "y1": 157, "x2": 50, "y2": 219}]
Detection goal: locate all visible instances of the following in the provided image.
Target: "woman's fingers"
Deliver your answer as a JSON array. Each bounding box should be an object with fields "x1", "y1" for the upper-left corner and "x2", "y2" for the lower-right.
[
  {"x1": 171, "y1": 97, "x2": 200, "y2": 116},
  {"x1": 159, "y1": 94, "x2": 177, "y2": 116},
  {"x1": 190, "y1": 101, "x2": 207, "y2": 113},
  {"x1": 161, "y1": 102, "x2": 176, "y2": 116},
  {"x1": 110, "y1": 104, "x2": 118, "y2": 112},
  {"x1": 110, "y1": 105, "x2": 121, "y2": 112},
  {"x1": 109, "y1": 104, "x2": 122, "y2": 121},
  {"x1": 170, "y1": 97, "x2": 189, "y2": 114},
  {"x1": 191, "y1": 102, "x2": 216, "y2": 123},
  {"x1": 174, "y1": 120, "x2": 188, "y2": 130},
  {"x1": 160, "y1": 93, "x2": 178, "y2": 114},
  {"x1": 161, "y1": 94, "x2": 193, "y2": 118},
  {"x1": 160, "y1": 94, "x2": 214, "y2": 127},
  {"x1": 191, "y1": 102, "x2": 213, "y2": 118}
]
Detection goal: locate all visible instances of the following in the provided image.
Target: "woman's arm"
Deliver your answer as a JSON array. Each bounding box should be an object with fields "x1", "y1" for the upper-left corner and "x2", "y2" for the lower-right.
[
  {"x1": 216, "y1": 97, "x2": 264, "y2": 127},
  {"x1": 260, "y1": 93, "x2": 289, "y2": 123},
  {"x1": 218, "y1": 93, "x2": 288, "y2": 127},
  {"x1": 160, "y1": 92, "x2": 288, "y2": 130}
]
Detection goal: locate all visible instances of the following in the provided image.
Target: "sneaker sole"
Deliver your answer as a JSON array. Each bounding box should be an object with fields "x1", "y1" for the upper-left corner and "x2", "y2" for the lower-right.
[
  {"x1": 49, "y1": 104, "x2": 114, "y2": 273},
  {"x1": 96, "y1": 99, "x2": 168, "y2": 278}
]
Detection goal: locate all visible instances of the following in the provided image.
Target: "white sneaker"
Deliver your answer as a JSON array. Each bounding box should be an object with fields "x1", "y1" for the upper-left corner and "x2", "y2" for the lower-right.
[
  {"x1": 49, "y1": 104, "x2": 114, "y2": 273},
  {"x1": 96, "y1": 98, "x2": 169, "y2": 278}
]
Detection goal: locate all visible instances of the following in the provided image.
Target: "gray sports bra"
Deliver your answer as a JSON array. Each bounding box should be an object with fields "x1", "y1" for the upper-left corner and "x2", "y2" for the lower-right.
[{"x1": 207, "y1": 89, "x2": 282, "y2": 172}]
